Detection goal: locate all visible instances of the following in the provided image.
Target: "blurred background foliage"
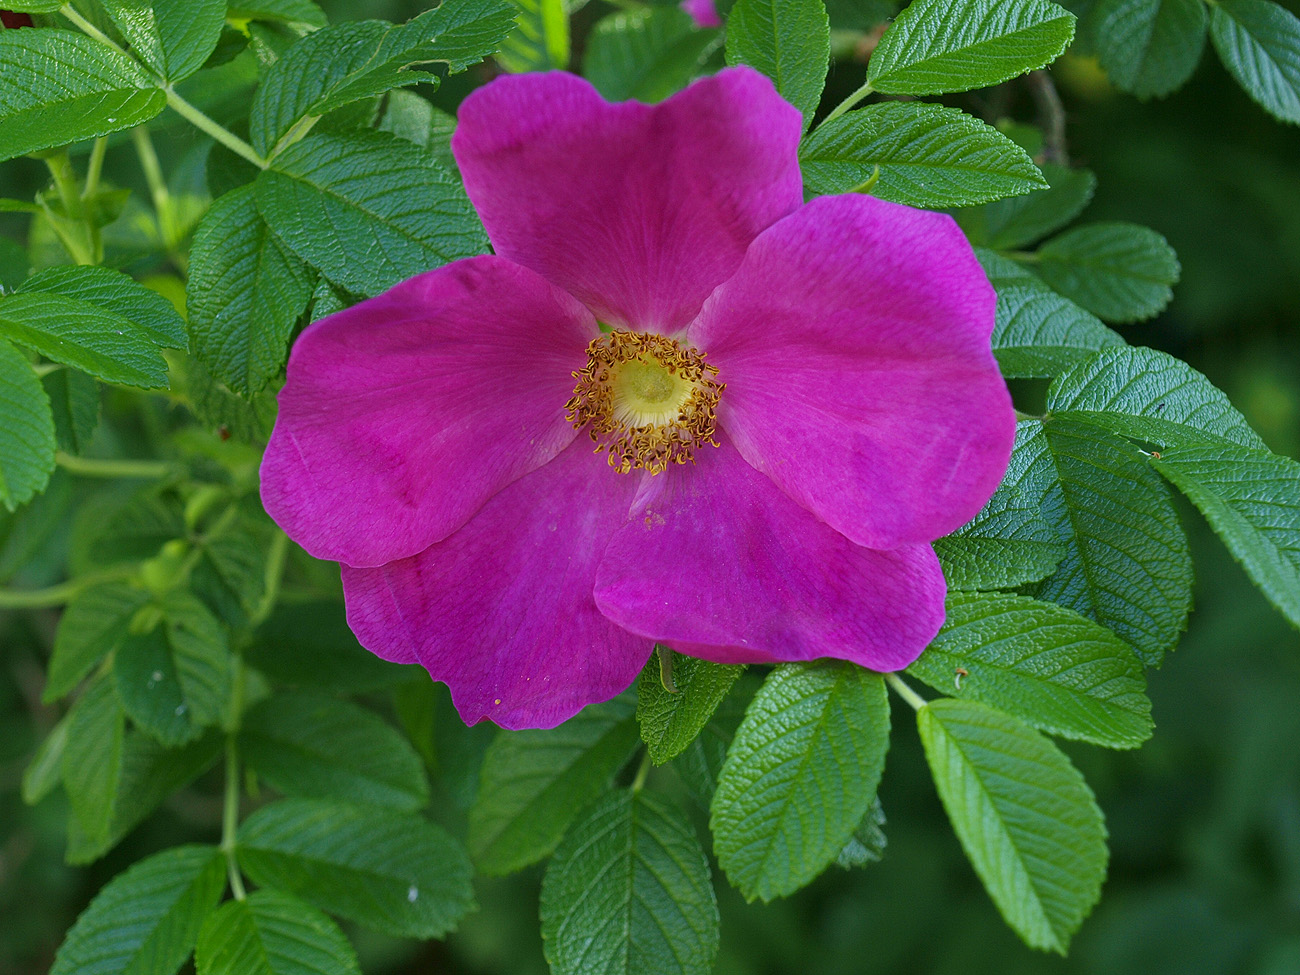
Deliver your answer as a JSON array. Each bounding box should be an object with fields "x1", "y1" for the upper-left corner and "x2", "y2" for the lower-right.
[{"x1": 3, "y1": 0, "x2": 1299, "y2": 972}]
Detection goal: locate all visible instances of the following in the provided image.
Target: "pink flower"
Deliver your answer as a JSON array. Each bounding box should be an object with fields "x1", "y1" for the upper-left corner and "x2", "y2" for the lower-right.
[
  {"x1": 260, "y1": 68, "x2": 1015, "y2": 730},
  {"x1": 680, "y1": 0, "x2": 721, "y2": 28}
]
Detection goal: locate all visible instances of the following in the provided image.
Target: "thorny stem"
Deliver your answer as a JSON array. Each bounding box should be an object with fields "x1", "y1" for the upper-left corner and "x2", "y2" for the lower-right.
[
  {"x1": 56, "y1": 452, "x2": 174, "y2": 480},
  {"x1": 884, "y1": 672, "x2": 928, "y2": 712},
  {"x1": 1027, "y1": 70, "x2": 1069, "y2": 166},
  {"x1": 823, "y1": 79, "x2": 875, "y2": 125}
]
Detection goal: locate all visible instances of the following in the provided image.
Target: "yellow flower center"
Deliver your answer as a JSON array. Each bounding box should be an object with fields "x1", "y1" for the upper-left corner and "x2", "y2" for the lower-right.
[{"x1": 565, "y1": 330, "x2": 723, "y2": 474}]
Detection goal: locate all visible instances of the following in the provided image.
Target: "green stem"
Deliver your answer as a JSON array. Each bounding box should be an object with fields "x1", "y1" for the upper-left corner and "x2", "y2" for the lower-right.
[
  {"x1": 164, "y1": 88, "x2": 267, "y2": 169},
  {"x1": 59, "y1": 5, "x2": 124, "y2": 53},
  {"x1": 131, "y1": 126, "x2": 177, "y2": 249},
  {"x1": 42, "y1": 151, "x2": 95, "y2": 265},
  {"x1": 822, "y1": 79, "x2": 875, "y2": 126},
  {"x1": 0, "y1": 567, "x2": 133, "y2": 609},
  {"x1": 250, "y1": 531, "x2": 290, "y2": 628},
  {"x1": 82, "y1": 137, "x2": 108, "y2": 200},
  {"x1": 630, "y1": 750, "x2": 652, "y2": 793},
  {"x1": 221, "y1": 657, "x2": 247, "y2": 901},
  {"x1": 657, "y1": 646, "x2": 679, "y2": 694},
  {"x1": 56, "y1": 452, "x2": 174, "y2": 480},
  {"x1": 884, "y1": 672, "x2": 928, "y2": 712},
  {"x1": 1014, "y1": 409, "x2": 1042, "y2": 422}
]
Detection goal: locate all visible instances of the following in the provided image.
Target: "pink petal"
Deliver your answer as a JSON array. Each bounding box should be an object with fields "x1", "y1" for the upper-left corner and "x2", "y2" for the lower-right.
[
  {"x1": 681, "y1": 0, "x2": 721, "y2": 28},
  {"x1": 261, "y1": 256, "x2": 594, "y2": 568},
  {"x1": 593, "y1": 436, "x2": 946, "y2": 672},
  {"x1": 689, "y1": 194, "x2": 1015, "y2": 549},
  {"x1": 452, "y1": 67, "x2": 803, "y2": 333},
  {"x1": 341, "y1": 440, "x2": 651, "y2": 730}
]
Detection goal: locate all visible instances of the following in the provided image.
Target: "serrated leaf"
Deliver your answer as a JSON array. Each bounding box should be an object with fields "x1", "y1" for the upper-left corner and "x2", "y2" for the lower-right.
[
  {"x1": 724, "y1": 0, "x2": 830, "y2": 128},
  {"x1": 255, "y1": 130, "x2": 487, "y2": 298},
  {"x1": 227, "y1": 0, "x2": 326, "y2": 29},
  {"x1": 673, "y1": 676, "x2": 756, "y2": 809},
  {"x1": 918, "y1": 698, "x2": 1107, "y2": 953},
  {"x1": 52, "y1": 845, "x2": 225, "y2": 975},
  {"x1": 99, "y1": 0, "x2": 225, "y2": 82},
  {"x1": 637, "y1": 649, "x2": 743, "y2": 765},
  {"x1": 1152, "y1": 442, "x2": 1300, "y2": 629},
  {"x1": 43, "y1": 369, "x2": 100, "y2": 455},
  {"x1": 1094, "y1": 0, "x2": 1207, "y2": 98},
  {"x1": 0, "y1": 292, "x2": 170, "y2": 388},
  {"x1": 1034, "y1": 221, "x2": 1180, "y2": 323},
  {"x1": 978, "y1": 248, "x2": 1125, "y2": 378},
  {"x1": 237, "y1": 797, "x2": 475, "y2": 939},
  {"x1": 468, "y1": 695, "x2": 639, "y2": 875},
  {"x1": 540, "y1": 791, "x2": 719, "y2": 975},
  {"x1": 956, "y1": 163, "x2": 1096, "y2": 250},
  {"x1": 0, "y1": 337, "x2": 55, "y2": 510},
  {"x1": 378, "y1": 90, "x2": 459, "y2": 175},
  {"x1": 835, "y1": 799, "x2": 887, "y2": 869},
  {"x1": 1209, "y1": 0, "x2": 1300, "y2": 125},
  {"x1": 241, "y1": 691, "x2": 429, "y2": 810},
  {"x1": 1046, "y1": 345, "x2": 1269, "y2": 450},
  {"x1": 61, "y1": 678, "x2": 126, "y2": 855},
  {"x1": 245, "y1": 600, "x2": 419, "y2": 692},
  {"x1": 497, "y1": 0, "x2": 568, "y2": 72},
  {"x1": 46, "y1": 582, "x2": 153, "y2": 702},
  {"x1": 711, "y1": 662, "x2": 890, "y2": 901},
  {"x1": 22, "y1": 713, "x2": 69, "y2": 805},
  {"x1": 0, "y1": 28, "x2": 166, "y2": 162},
  {"x1": 583, "y1": 7, "x2": 720, "y2": 103},
  {"x1": 800, "y1": 102, "x2": 1045, "y2": 207},
  {"x1": 187, "y1": 186, "x2": 314, "y2": 395},
  {"x1": 909, "y1": 591, "x2": 1153, "y2": 748},
  {"x1": 173, "y1": 353, "x2": 278, "y2": 444},
  {"x1": 252, "y1": 0, "x2": 516, "y2": 157},
  {"x1": 868, "y1": 0, "x2": 1075, "y2": 95},
  {"x1": 935, "y1": 421, "x2": 1067, "y2": 589},
  {"x1": 1027, "y1": 416, "x2": 1192, "y2": 665},
  {"x1": 196, "y1": 890, "x2": 361, "y2": 975},
  {"x1": 16, "y1": 265, "x2": 188, "y2": 351}
]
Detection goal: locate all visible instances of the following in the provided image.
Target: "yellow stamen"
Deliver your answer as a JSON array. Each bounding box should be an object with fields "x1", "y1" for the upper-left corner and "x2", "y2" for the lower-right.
[{"x1": 565, "y1": 331, "x2": 723, "y2": 474}]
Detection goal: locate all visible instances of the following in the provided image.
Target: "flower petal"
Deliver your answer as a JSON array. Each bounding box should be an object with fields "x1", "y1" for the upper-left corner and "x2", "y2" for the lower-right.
[
  {"x1": 689, "y1": 194, "x2": 1016, "y2": 549},
  {"x1": 452, "y1": 67, "x2": 803, "y2": 333},
  {"x1": 341, "y1": 440, "x2": 651, "y2": 730},
  {"x1": 261, "y1": 256, "x2": 594, "y2": 568},
  {"x1": 593, "y1": 436, "x2": 946, "y2": 672}
]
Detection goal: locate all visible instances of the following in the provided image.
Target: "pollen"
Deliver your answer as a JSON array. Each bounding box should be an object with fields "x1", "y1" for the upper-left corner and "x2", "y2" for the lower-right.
[{"x1": 565, "y1": 330, "x2": 723, "y2": 474}]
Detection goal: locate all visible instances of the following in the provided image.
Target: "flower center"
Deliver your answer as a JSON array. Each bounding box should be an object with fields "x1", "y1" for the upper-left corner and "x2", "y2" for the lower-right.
[{"x1": 565, "y1": 330, "x2": 723, "y2": 474}]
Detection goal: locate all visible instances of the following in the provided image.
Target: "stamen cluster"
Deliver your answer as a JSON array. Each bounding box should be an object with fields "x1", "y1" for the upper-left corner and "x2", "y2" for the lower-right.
[{"x1": 565, "y1": 330, "x2": 723, "y2": 474}]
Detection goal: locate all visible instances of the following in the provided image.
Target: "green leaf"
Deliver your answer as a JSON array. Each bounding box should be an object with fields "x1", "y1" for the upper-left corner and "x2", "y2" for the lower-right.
[
  {"x1": 0, "y1": 28, "x2": 167, "y2": 162},
  {"x1": 227, "y1": 0, "x2": 327, "y2": 29},
  {"x1": 196, "y1": 890, "x2": 361, "y2": 975},
  {"x1": 191, "y1": 516, "x2": 269, "y2": 626},
  {"x1": 918, "y1": 698, "x2": 1106, "y2": 952},
  {"x1": 835, "y1": 799, "x2": 887, "y2": 869},
  {"x1": 43, "y1": 369, "x2": 100, "y2": 455},
  {"x1": 540, "y1": 791, "x2": 719, "y2": 975},
  {"x1": 237, "y1": 797, "x2": 475, "y2": 939},
  {"x1": 868, "y1": 0, "x2": 1076, "y2": 95},
  {"x1": 956, "y1": 163, "x2": 1096, "y2": 250},
  {"x1": 99, "y1": 0, "x2": 226, "y2": 82},
  {"x1": 672, "y1": 676, "x2": 756, "y2": 809},
  {"x1": 61, "y1": 678, "x2": 126, "y2": 855},
  {"x1": 497, "y1": 0, "x2": 568, "y2": 72},
  {"x1": 0, "y1": 236, "x2": 28, "y2": 290},
  {"x1": 637, "y1": 649, "x2": 744, "y2": 765},
  {"x1": 1034, "y1": 221, "x2": 1181, "y2": 323},
  {"x1": 52, "y1": 845, "x2": 225, "y2": 975},
  {"x1": 583, "y1": 7, "x2": 720, "y2": 103},
  {"x1": 22, "y1": 713, "x2": 69, "y2": 805},
  {"x1": 3, "y1": 1, "x2": 64, "y2": 11},
  {"x1": 378, "y1": 90, "x2": 459, "y2": 175},
  {"x1": 241, "y1": 691, "x2": 429, "y2": 810},
  {"x1": 1152, "y1": 442, "x2": 1300, "y2": 629},
  {"x1": 84, "y1": 489, "x2": 187, "y2": 566},
  {"x1": 1209, "y1": 0, "x2": 1300, "y2": 124},
  {"x1": 251, "y1": 0, "x2": 517, "y2": 157},
  {"x1": 1093, "y1": 0, "x2": 1207, "y2": 98},
  {"x1": 724, "y1": 0, "x2": 830, "y2": 128},
  {"x1": 469, "y1": 695, "x2": 639, "y2": 874},
  {"x1": 1046, "y1": 345, "x2": 1269, "y2": 450},
  {"x1": 173, "y1": 353, "x2": 278, "y2": 444},
  {"x1": 800, "y1": 102, "x2": 1045, "y2": 207},
  {"x1": 113, "y1": 596, "x2": 232, "y2": 747},
  {"x1": 46, "y1": 584, "x2": 152, "y2": 702},
  {"x1": 909, "y1": 591, "x2": 1153, "y2": 748},
  {"x1": 0, "y1": 337, "x2": 55, "y2": 510},
  {"x1": 934, "y1": 421, "x2": 1067, "y2": 589},
  {"x1": 246, "y1": 600, "x2": 419, "y2": 692},
  {"x1": 1027, "y1": 416, "x2": 1192, "y2": 665},
  {"x1": 187, "y1": 186, "x2": 314, "y2": 395},
  {"x1": 16, "y1": 265, "x2": 188, "y2": 351},
  {"x1": 0, "y1": 292, "x2": 170, "y2": 388},
  {"x1": 978, "y1": 247, "x2": 1125, "y2": 378},
  {"x1": 711, "y1": 662, "x2": 890, "y2": 900},
  {"x1": 255, "y1": 131, "x2": 487, "y2": 298}
]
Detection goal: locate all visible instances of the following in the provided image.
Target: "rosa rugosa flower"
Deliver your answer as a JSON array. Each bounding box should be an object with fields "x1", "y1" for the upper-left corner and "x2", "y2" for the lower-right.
[
  {"x1": 680, "y1": 0, "x2": 721, "y2": 28},
  {"x1": 260, "y1": 67, "x2": 1016, "y2": 730}
]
